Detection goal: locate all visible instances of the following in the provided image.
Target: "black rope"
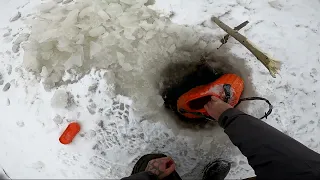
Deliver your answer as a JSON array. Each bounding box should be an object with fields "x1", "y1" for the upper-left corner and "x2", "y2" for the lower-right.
[
  {"x1": 179, "y1": 108, "x2": 216, "y2": 121},
  {"x1": 235, "y1": 96, "x2": 273, "y2": 119},
  {"x1": 179, "y1": 96, "x2": 273, "y2": 121}
]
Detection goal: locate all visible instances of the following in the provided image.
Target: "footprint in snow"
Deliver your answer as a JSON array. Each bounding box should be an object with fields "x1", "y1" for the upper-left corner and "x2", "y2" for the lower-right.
[
  {"x1": 16, "y1": 121, "x2": 25, "y2": 127},
  {"x1": 3, "y1": 83, "x2": 10, "y2": 92}
]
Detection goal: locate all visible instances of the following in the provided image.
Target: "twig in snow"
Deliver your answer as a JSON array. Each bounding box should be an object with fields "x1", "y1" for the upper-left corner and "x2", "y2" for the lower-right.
[
  {"x1": 211, "y1": 16, "x2": 281, "y2": 78},
  {"x1": 218, "y1": 20, "x2": 249, "y2": 49}
]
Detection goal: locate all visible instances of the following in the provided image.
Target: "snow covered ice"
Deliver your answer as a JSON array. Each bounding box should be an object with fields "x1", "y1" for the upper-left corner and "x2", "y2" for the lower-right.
[{"x1": 1, "y1": 0, "x2": 320, "y2": 179}]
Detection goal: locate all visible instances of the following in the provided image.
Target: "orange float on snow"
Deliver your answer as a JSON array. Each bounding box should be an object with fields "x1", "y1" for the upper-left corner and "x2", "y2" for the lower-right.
[
  {"x1": 177, "y1": 74, "x2": 244, "y2": 119},
  {"x1": 59, "y1": 122, "x2": 81, "y2": 144}
]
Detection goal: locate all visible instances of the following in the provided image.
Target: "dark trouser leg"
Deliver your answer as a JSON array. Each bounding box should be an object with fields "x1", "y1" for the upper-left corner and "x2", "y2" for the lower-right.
[{"x1": 219, "y1": 109, "x2": 320, "y2": 179}]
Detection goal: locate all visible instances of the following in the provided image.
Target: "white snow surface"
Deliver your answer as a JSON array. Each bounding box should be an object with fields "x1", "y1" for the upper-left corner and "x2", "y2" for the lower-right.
[{"x1": 0, "y1": 0, "x2": 320, "y2": 179}]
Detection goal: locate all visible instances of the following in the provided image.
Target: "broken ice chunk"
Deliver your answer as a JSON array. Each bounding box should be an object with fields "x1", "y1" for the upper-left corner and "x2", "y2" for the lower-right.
[
  {"x1": 198, "y1": 40, "x2": 207, "y2": 49},
  {"x1": 64, "y1": 54, "x2": 82, "y2": 69},
  {"x1": 117, "y1": 52, "x2": 125, "y2": 61},
  {"x1": 50, "y1": 70, "x2": 63, "y2": 83},
  {"x1": 40, "y1": 42, "x2": 54, "y2": 51},
  {"x1": 38, "y1": 2, "x2": 56, "y2": 13},
  {"x1": 140, "y1": 21, "x2": 155, "y2": 31},
  {"x1": 141, "y1": 8, "x2": 151, "y2": 18},
  {"x1": 40, "y1": 66, "x2": 49, "y2": 77},
  {"x1": 42, "y1": 78, "x2": 55, "y2": 91},
  {"x1": 102, "y1": 34, "x2": 117, "y2": 46},
  {"x1": 119, "y1": 13, "x2": 138, "y2": 28},
  {"x1": 117, "y1": 52, "x2": 133, "y2": 71},
  {"x1": 75, "y1": 34, "x2": 84, "y2": 44},
  {"x1": 154, "y1": 95, "x2": 164, "y2": 107},
  {"x1": 98, "y1": 10, "x2": 110, "y2": 21},
  {"x1": 123, "y1": 28, "x2": 136, "y2": 40},
  {"x1": 40, "y1": 50, "x2": 54, "y2": 60},
  {"x1": 51, "y1": 90, "x2": 69, "y2": 109},
  {"x1": 165, "y1": 24, "x2": 181, "y2": 34},
  {"x1": 37, "y1": 29, "x2": 59, "y2": 43},
  {"x1": 122, "y1": 64, "x2": 133, "y2": 71},
  {"x1": 90, "y1": 41, "x2": 102, "y2": 58},
  {"x1": 9, "y1": 12, "x2": 21, "y2": 22},
  {"x1": 57, "y1": 37, "x2": 73, "y2": 52},
  {"x1": 23, "y1": 51, "x2": 40, "y2": 72},
  {"x1": 89, "y1": 26, "x2": 106, "y2": 37},
  {"x1": 106, "y1": 3, "x2": 123, "y2": 17},
  {"x1": 41, "y1": 11, "x2": 64, "y2": 21},
  {"x1": 120, "y1": 41, "x2": 134, "y2": 52},
  {"x1": 186, "y1": 35, "x2": 199, "y2": 46},
  {"x1": 167, "y1": 44, "x2": 176, "y2": 54},
  {"x1": 79, "y1": 6, "x2": 93, "y2": 18},
  {"x1": 61, "y1": 9, "x2": 79, "y2": 27},
  {"x1": 154, "y1": 19, "x2": 165, "y2": 31},
  {"x1": 135, "y1": 29, "x2": 144, "y2": 38},
  {"x1": 145, "y1": 30, "x2": 156, "y2": 40}
]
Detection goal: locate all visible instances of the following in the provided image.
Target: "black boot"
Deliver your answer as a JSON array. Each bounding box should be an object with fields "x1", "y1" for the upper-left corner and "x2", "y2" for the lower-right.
[
  {"x1": 202, "y1": 159, "x2": 231, "y2": 180},
  {"x1": 132, "y1": 153, "x2": 182, "y2": 180}
]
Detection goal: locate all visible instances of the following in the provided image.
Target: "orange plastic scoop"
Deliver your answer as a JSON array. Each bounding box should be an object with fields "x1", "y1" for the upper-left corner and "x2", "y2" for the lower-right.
[
  {"x1": 59, "y1": 122, "x2": 80, "y2": 144},
  {"x1": 177, "y1": 74, "x2": 244, "y2": 119}
]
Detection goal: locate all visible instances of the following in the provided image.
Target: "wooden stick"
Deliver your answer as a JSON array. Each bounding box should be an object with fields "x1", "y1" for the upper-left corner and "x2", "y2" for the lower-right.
[
  {"x1": 212, "y1": 16, "x2": 281, "y2": 78},
  {"x1": 218, "y1": 20, "x2": 249, "y2": 49}
]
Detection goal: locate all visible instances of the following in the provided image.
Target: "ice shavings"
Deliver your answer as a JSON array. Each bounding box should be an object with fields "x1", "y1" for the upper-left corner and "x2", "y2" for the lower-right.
[{"x1": 22, "y1": 0, "x2": 215, "y2": 114}]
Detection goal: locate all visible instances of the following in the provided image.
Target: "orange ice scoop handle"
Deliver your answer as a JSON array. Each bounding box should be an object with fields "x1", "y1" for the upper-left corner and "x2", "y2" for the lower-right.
[{"x1": 59, "y1": 122, "x2": 81, "y2": 144}]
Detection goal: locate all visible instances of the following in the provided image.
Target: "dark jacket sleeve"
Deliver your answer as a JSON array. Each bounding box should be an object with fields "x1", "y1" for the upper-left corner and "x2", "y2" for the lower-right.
[
  {"x1": 121, "y1": 172, "x2": 158, "y2": 180},
  {"x1": 219, "y1": 108, "x2": 320, "y2": 180}
]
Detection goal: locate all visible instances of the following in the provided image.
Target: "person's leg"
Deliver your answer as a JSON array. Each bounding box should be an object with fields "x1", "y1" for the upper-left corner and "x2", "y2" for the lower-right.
[
  {"x1": 218, "y1": 108, "x2": 320, "y2": 179},
  {"x1": 132, "y1": 154, "x2": 182, "y2": 180}
]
